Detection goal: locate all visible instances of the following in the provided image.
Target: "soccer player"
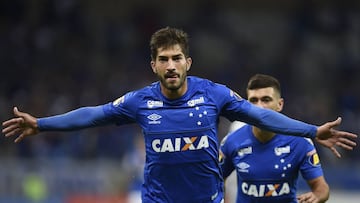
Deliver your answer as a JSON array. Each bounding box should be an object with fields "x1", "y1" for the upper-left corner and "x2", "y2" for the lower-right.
[
  {"x1": 220, "y1": 74, "x2": 330, "y2": 203},
  {"x1": 2, "y1": 27, "x2": 357, "y2": 203}
]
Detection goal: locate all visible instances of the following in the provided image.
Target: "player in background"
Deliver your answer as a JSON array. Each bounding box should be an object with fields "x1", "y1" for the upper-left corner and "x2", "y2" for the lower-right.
[
  {"x1": 223, "y1": 120, "x2": 246, "y2": 203},
  {"x1": 220, "y1": 74, "x2": 330, "y2": 203},
  {"x1": 2, "y1": 27, "x2": 357, "y2": 203}
]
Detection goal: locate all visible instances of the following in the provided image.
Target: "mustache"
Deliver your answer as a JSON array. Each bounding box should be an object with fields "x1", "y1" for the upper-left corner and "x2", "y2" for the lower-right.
[{"x1": 164, "y1": 72, "x2": 179, "y2": 78}]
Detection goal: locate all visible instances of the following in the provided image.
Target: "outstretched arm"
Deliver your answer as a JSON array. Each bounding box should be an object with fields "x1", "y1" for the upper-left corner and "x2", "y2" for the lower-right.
[
  {"x1": 242, "y1": 103, "x2": 357, "y2": 158},
  {"x1": 297, "y1": 176, "x2": 329, "y2": 203},
  {"x1": 2, "y1": 106, "x2": 110, "y2": 143},
  {"x1": 315, "y1": 117, "x2": 357, "y2": 158}
]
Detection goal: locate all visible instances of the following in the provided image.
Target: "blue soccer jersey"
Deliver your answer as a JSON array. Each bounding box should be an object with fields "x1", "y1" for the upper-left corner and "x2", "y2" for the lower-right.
[
  {"x1": 38, "y1": 76, "x2": 318, "y2": 203},
  {"x1": 103, "y1": 76, "x2": 233, "y2": 202},
  {"x1": 220, "y1": 125, "x2": 323, "y2": 203}
]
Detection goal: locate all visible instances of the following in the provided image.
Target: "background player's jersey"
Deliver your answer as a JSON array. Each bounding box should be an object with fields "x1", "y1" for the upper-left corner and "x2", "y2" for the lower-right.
[{"x1": 220, "y1": 125, "x2": 323, "y2": 203}]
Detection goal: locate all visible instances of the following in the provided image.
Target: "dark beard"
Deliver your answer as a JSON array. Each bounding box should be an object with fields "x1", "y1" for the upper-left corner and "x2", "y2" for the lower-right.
[{"x1": 159, "y1": 74, "x2": 186, "y2": 91}]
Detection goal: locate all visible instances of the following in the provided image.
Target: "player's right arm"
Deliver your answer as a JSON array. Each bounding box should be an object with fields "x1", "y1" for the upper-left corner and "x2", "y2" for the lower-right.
[
  {"x1": 3, "y1": 90, "x2": 142, "y2": 143},
  {"x1": 2, "y1": 105, "x2": 111, "y2": 143}
]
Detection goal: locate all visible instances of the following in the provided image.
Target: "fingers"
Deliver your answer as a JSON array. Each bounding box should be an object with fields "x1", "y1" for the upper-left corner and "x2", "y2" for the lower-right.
[
  {"x1": 2, "y1": 117, "x2": 23, "y2": 127},
  {"x1": 324, "y1": 117, "x2": 342, "y2": 129},
  {"x1": 297, "y1": 194, "x2": 308, "y2": 202},
  {"x1": 328, "y1": 118, "x2": 358, "y2": 139},
  {"x1": 297, "y1": 193, "x2": 318, "y2": 203},
  {"x1": 14, "y1": 133, "x2": 26, "y2": 143},
  {"x1": 2, "y1": 118, "x2": 24, "y2": 134},
  {"x1": 3, "y1": 107, "x2": 36, "y2": 143},
  {"x1": 339, "y1": 137, "x2": 357, "y2": 146},
  {"x1": 330, "y1": 146, "x2": 341, "y2": 158},
  {"x1": 2, "y1": 109, "x2": 27, "y2": 142},
  {"x1": 13, "y1": 106, "x2": 21, "y2": 116},
  {"x1": 331, "y1": 117, "x2": 342, "y2": 127},
  {"x1": 14, "y1": 107, "x2": 30, "y2": 121},
  {"x1": 2, "y1": 107, "x2": 24, "y2": 129},
  {"x1": 336, "y1": 142, "x2": 353, "y2": 151},
  {"x1": 3, "y1": 126, "x2": 21, "y2": 137},
  {"x1": 335, "y1": 131, "x2": 358, "y2": 150},
  {"x1": 340, "y1": 131, "x2": 358, "y2": 139}
]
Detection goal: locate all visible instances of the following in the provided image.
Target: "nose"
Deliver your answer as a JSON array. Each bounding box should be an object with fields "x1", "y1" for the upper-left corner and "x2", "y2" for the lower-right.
[
  {"x1": 253, "y1": 101, "x2": 265, "y2": 108},
  {"x1": 166, "y1": 59, "x2": 176, "y2": 70}
]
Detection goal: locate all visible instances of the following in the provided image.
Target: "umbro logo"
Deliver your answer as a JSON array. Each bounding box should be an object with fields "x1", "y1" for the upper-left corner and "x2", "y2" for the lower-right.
[
  {"x1": 237, "y1": 162, "x2": 250, "y2": 173},
  {"x1": 147, "y1": 114, "x2": 162, "y2": 124}
]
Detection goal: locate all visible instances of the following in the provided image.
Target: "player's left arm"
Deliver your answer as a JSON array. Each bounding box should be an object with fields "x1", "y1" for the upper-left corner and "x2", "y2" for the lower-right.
[
  {"x1": 297, "y1": 176, "x2": 329, "y2": 203},
  {"x1": 217, "y1": 86, "x2": 358, "y2": 158},
  {"x1": 241, "y1": 104, "x2": 357, "y2": 158}
]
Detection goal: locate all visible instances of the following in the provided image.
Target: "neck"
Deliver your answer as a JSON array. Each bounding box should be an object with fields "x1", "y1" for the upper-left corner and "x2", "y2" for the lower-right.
[{"x1": 252, "y1": 126, "x2": 276, "y2": 143}]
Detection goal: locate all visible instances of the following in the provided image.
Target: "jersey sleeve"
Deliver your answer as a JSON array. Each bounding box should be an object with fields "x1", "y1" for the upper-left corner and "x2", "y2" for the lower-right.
[
  {"x1": 38, "y1": 90, "x2": 144, "y2": 132},
  {"x1": 299, "y1": 139, "x2": 324, "y2": 180},
  {"x1": 37, "y1": 105, "x2": 113, "y2": 131},
  {"x1": 102, "y1": 91, "x2": 140, "y2": 125},
  {"x1": 219, "y1": 134, "x2": 236, "y2": 178},
  {"x1": 210, "y1": 84, "x2": 317, "y2": 138}
]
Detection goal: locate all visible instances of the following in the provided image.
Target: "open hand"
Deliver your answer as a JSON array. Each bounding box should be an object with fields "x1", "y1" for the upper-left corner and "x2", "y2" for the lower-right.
[
  {"x1": 315, "y1": 117, "x2": 357, "y2": 158},
  {"x1": 2, "y1": 107, "x2": 39, "y2": 143}
]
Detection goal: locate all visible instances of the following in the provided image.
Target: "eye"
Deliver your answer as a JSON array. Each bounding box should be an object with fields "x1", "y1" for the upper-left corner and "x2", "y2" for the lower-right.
[
  {"x1": 249, "y1": 98, "x2": 258, "y2": 104},
  {"x1": 261, "y1": 97, "x2": 272, "y2": 103},
  {"x1": 173, "y1": 56, "x2": 182, "y2": 61}
]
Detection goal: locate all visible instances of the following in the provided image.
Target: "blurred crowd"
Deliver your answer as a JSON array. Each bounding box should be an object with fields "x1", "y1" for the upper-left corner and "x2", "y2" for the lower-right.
[{"x1": 0, "y1": 0, "x2": 359, "y2": 168}]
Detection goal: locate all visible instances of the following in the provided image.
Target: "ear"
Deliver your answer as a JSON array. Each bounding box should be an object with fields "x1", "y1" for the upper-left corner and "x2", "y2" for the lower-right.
[
  {"x1": 186, "y1": 57, "x2": 192, "y2": 71},
  {"x1": 150, "y1": 61, "x2": 156, "y2": 73},
  {"x1": 277, "y1": 98, "x2": 284, "y2": 112}
]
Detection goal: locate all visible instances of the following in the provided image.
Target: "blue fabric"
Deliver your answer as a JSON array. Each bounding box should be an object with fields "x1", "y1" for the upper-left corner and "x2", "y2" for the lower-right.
[
  {"x1": 38, "y1": 106, "x2": 111, "y2": 131},
  {"x1": 220, "y1": 125, "x2": 323, "y2": 203},
  {"x1": 36, "y1": 76, "x2": 318, "y2": 202}
]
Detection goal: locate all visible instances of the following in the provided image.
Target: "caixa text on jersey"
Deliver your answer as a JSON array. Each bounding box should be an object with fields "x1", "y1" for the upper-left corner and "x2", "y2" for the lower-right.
[{"x1": 152, "y1": 135, "x2": 209, "y2": 152}]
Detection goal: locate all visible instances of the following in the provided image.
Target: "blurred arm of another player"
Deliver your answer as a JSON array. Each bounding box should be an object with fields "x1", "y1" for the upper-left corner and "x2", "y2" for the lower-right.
[{"x1": 297, "y1": 176, "x2": 329, "y2": 203}]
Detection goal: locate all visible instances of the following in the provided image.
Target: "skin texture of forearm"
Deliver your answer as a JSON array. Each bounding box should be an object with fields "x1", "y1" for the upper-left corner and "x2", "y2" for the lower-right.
[
  {"x1": 309, "y1": 177, "x2": 330, "y2": 203},
  {"x1": 312, "y1": 183, "x2": 329, "y2": 203}
]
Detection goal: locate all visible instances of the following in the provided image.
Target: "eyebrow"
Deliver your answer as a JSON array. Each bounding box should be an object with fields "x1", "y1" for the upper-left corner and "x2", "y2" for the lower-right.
[
  {"x1": 248, "y1": 96, "x2": 273, "y2": 100},
  {"x1": 158, "y1": 54, "x2": 183, "y2": 59}
]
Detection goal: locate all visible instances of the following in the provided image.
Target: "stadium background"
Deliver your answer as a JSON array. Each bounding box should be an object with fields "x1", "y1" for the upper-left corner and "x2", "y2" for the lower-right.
[{"x1": 0, "y1": 0, "x2": 359, "y2": 202}]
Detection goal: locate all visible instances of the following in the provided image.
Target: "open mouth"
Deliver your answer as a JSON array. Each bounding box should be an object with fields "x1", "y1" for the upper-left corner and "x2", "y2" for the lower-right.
[{"x1": 165, "y1": 73, "x2": 179, "y2": 80}]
